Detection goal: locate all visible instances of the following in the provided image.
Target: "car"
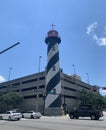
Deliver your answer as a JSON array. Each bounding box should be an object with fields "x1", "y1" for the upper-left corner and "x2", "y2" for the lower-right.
[
  {"x1": 22, "y1": 111, "x2": 42, "y2": 119},
  {"x1": 2, "y1": 111, "x2": 22, "y2": 121},
  {"x1": 69, "y1": 105, "x2": 103, "y2": 120}
]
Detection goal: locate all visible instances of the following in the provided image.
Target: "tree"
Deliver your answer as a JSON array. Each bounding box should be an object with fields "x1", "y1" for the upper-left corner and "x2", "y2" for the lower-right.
[
  {"x1": 79, "y1": 90, "x2": 90, "y2": 105},
  {"x1": 79, "y1": 90, "x2": 106, "y2": 110},
  {"x1": 0, "y1": 92, "x2": 23, "y2": 112}
]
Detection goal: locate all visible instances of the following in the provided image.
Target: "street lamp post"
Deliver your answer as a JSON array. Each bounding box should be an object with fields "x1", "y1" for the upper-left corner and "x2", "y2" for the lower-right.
[
  {"x1": 72, "y1": 64, "x2": 76, "y2": 77},
  {"x1": 86, "y1": 73, "x2": 90, "y2": 84},
  {"x1": 72, "y1": 64, "x2": 76, "y2": 75},
  {"x1": 43, "y1": 90, "x2": 46, "y2": 115},
  {"x1": 8, "y1": 67, "x2": 12, "y2": 81},
  {"x1": 38, "y1": 56, "x2": 42, "y2": 72}
]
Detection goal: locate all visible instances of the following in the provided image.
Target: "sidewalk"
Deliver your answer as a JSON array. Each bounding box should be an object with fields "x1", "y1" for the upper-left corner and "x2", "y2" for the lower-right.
[{"x1": 41, "y1": 114, "x2": 69, "y2": 119}]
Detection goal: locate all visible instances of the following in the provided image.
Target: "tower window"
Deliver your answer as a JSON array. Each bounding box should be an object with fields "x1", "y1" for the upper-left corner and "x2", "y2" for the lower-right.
[
  {"x1": 52, "y1": 46, "x2": 55, "y2": 51},
  {"x1": 53, "y1": 66, "x2": 56, "y2": 71}
]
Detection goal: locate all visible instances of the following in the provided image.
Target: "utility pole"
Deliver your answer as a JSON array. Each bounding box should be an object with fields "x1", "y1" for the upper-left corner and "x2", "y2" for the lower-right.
[
  {"x1": 72, "y1": 64, "x2": 76, "y2": 75},
  {"x1": 38, "y1": 56, "x2": 42, "y2": 72},
  {"x1": 0, "y1": 42, "x2": 20, "y2": 55},
  {"x1": 86, "y1": 73, "x2": 90, "y2": 84},
  {"x1": 8, "y1": 67, "x2": 12, "y2": 81}
]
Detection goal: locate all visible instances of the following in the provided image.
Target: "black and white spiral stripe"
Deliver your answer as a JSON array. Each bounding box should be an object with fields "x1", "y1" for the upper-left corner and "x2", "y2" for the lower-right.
[{"x1": 45, "y1": 41, "x2": 61, "y2": 108}]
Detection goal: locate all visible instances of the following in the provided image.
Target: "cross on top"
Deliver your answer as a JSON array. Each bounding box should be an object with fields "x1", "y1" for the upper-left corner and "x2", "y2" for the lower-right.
[{"x1": 50, "y1": 24, "x2": 56, "y2": 30}]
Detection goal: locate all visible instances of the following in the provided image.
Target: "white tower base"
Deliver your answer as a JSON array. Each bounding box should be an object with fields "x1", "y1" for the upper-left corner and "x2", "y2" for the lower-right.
[{"x1": 44, "y1": 107, "x2": 64, "y2": 116}]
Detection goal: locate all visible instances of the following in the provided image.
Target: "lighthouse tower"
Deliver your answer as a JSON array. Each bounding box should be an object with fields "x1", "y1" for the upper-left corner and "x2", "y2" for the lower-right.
[{"x1": 45, "y1": 26, "x2": 63, "y2": 115}]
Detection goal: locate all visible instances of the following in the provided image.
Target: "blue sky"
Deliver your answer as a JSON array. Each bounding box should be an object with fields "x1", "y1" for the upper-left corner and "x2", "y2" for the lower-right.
[{"x1": 0, "y1": 0, "x2": 106, "y2": 95}]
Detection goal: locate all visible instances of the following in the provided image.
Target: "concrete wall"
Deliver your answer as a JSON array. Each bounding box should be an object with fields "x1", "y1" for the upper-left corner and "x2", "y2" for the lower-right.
[{"x1": 0, "y1": 71, "x2": 99, "y2": 115}]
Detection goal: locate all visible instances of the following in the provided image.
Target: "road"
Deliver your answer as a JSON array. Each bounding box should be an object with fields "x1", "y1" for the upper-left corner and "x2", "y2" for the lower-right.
[{"x1": 0, "y1": 114, "x2": 106, "y2": 130}]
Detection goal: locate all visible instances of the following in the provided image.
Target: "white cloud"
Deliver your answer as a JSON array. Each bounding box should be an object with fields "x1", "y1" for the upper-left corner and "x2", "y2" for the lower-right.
[
  {"x1": 104, "y1": 26, "x2": 106, "y2": 35},
  {"x1": 86, "y1": 22, "x2": 106, "y2": 46},
  {"x1": 0, "y1": 75, "x2": 6, "y2": 83},
  {"x1": 93, "y1": 34, "x2": 98, "y2": 41},
  {"x1": 86, "y1": 22, "x2": 98, "y2": 35},
  {"x1": 93, "y1": 34, "x2": 106, "y2": 46},
  {"x1": 97, "y1": 37, "x2": 106, "y2": 46}
]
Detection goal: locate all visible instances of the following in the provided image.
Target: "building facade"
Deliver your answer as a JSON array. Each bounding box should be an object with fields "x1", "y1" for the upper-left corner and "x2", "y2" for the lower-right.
[{"x1": 0, "y1": 71, "x2": 99, "y2": 115}]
